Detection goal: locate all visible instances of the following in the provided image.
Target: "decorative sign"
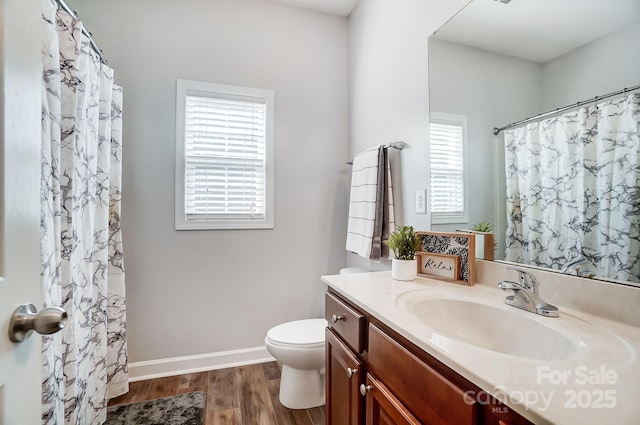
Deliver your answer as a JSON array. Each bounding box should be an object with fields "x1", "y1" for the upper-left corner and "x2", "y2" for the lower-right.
[
  {"x1": 417, "y1": 231, "x2": 476, "y2": 285},
  {"x1": 417, "y1": 252, "x2": 459, "y2": 280}
]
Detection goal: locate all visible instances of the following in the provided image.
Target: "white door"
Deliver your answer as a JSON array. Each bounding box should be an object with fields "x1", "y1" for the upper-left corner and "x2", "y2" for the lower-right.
[{"x1": 0, "y1": 0, "x2": 47, "y2": 423}]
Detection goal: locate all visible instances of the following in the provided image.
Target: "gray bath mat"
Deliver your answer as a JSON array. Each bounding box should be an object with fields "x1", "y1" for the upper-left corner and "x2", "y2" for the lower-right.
[{"x1": 105, "y1": 391, "x2": 206, "y2": 425}]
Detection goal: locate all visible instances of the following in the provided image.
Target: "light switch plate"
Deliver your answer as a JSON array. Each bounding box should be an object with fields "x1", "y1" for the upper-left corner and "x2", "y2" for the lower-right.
[{"x1": 415, "y1": 189, "x2": 427, "y2": 214}]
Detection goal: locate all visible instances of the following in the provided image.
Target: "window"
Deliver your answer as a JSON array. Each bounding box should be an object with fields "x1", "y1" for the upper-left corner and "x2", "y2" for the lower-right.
[
  {"x1": 175, "y1": 80, "x2": 274, "y2": 230},
  {"x1": 429, "y1": 112, "x2": 468, "y2": 224}
]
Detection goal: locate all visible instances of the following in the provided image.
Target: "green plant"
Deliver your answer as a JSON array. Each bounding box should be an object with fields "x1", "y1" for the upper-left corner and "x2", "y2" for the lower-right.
[
  {"x1": 472, "y1": 221, "x2": 494, "y2": 233},
  {"x1": 385, "y1": 225, "x2": 421, "y2": 260}
]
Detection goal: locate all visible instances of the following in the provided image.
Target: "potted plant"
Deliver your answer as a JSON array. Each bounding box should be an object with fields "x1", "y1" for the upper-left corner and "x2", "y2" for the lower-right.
[
  {"x1": 472, "y1": 221, "x2": 494, "y2": 233},
  {"x1": 385, "y1": 225, "x2": 421, "y2": 281}
]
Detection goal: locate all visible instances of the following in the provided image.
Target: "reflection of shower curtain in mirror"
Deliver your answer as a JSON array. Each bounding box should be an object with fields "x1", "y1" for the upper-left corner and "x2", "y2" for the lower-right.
[{"x1": 504, "y1": 93, "x2": 640, "y2": 282}]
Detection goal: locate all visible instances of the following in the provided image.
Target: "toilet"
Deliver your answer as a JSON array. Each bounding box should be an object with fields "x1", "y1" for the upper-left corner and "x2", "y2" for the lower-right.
[
  {"x1": 265, "y1": 268, "x2": 367, "y2": 409},
  {"x1": 265, "y1": 318, "x2": 328, "y2": 409}
]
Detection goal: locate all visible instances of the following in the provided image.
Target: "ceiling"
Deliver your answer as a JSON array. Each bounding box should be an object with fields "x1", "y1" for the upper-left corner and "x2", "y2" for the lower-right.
[
  {"x1": 433, "y1": 0, "x2": 640, "y2": 63},
  {"x1": 271, "y1": 0, "x2": 359, "y2": 17},
  {"x1": 269, "y1": 0, "x2": 640, "y2": 62}
]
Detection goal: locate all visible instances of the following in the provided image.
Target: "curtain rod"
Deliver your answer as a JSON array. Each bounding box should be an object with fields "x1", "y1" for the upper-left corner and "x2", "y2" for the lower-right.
[
  {"x1": 492, "y1": 83, "x2": 640, "y2": 136},
  {"x1": 346, "y1": 141, "x2": 407, "y2": 165},
  {"x1": 54, "y1": 0, "x2": 108, "y2": 65}
]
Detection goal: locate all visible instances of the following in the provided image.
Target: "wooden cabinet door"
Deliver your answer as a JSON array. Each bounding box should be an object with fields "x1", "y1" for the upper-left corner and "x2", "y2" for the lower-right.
[
  {"x1": 368, "y1": 324, "x2": 477, "y2": 425},
  {"x1": 326, "y1": 328, "x2": 364, "y2": 425},
  {"x1": 363, "y1": 374, "x2": 421, "y2": 425}
]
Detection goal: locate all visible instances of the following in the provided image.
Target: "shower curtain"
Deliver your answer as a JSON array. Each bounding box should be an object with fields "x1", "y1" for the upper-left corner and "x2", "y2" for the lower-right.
[
  {"x1": 504, "y1": 93, "x2": 640, "y2": 282},
  {"x1": 40, "y1": 0, "x2": 128, "y2": 423}
]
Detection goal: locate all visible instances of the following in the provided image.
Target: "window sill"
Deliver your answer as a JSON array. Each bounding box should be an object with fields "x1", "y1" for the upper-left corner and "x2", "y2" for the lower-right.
[
  {"x1": 175, "y1": 219, "x2": 274, "y2": 231},
  {"x1": 431, "y1": 214, "x2": 469, "y2": 225}
]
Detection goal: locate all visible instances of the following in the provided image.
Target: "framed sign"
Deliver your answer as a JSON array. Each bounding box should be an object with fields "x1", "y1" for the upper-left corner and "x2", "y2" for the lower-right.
[
  {"x1": 417, "y1": 231, "x2": 476, "y2": 285},
  {"x1": 417, "y1": 252, "x2": 460, "y2": 280}
]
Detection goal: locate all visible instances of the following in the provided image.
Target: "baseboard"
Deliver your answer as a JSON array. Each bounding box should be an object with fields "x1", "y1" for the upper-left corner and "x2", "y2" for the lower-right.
[{"x1": 128, "y1": 346, "x2": 275, "y2": 382}]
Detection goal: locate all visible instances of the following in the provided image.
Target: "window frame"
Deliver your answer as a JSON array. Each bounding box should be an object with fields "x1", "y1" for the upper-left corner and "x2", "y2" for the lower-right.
[
  {"x1": 175, "y1": 79, "x2": 275, "y2": 230},
  {"x1": 429, "y1": 111, "x2": 469, "y2": 224}
]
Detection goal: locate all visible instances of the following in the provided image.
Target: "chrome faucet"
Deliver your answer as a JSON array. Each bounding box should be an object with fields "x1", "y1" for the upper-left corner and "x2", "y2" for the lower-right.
[
  {"x1": 498, "y1": 267, "x2": 559, "y2": 317},
  {"x1": 560, "y1": 255, "x2": 594, "y2": 278}
]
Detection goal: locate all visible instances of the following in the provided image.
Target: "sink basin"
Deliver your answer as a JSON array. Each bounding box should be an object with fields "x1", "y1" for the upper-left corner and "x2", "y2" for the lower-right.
[{"x1": 397, "y1": 292, "x2": 581, "y2": 361}]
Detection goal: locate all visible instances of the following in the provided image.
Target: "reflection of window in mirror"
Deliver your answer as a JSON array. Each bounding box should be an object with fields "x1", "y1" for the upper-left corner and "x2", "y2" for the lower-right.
[{"x1": 429, "y1": 112, "x2": 468, "y2": 224}]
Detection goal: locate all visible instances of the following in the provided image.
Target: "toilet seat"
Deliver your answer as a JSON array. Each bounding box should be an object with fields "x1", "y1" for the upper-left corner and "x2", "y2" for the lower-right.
[{"x1": 266, "y1": 318, "x2": 327, "y2": 348}]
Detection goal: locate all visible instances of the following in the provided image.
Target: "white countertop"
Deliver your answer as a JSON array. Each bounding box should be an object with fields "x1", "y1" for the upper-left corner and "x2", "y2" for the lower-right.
[{"x1": 321, "y1": 271, "x2": 640, "y2": 425}]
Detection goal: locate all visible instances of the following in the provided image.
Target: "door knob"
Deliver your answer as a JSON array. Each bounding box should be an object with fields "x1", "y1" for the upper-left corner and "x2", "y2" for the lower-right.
[
  {"x1": 9, "y1": 303, "x2": 67, "y2": 342},
  {"x1": 346, "y1": 367, "x2": 358, "y2": 378}
]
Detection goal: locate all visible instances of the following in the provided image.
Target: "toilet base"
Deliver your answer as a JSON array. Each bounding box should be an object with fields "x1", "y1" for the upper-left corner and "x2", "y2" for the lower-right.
[{"x1": 278, "y1": 365, "x2": 325, "y2": 409}]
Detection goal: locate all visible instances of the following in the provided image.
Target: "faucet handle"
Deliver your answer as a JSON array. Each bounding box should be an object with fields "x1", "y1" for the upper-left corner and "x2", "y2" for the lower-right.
[
  {"x1": 507, "y1": 266, "x2": 539, "y2": 293},
  {"x1": 498, "y1": 280, "x2": 524, "y2": 291},
  {"x1": 560, "y1": 255, "x2": 588, "y2": 273}
]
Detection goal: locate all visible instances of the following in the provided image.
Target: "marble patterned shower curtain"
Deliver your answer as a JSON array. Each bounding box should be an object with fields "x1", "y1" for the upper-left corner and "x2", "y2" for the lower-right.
[
  {"x1": 40, "y1": 0, "x2": 128, "y2": 423},
  {"x1": 504, "y1": 93, "x2": 640, "y2": 282}
]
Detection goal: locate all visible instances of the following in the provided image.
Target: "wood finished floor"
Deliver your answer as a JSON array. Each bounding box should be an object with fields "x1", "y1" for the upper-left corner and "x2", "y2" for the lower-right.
[{"x1": 108, "y1": 361, "x2": 325, "y2": 425}]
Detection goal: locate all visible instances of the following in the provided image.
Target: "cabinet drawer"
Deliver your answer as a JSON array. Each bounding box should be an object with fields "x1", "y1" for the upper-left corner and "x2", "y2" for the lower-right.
[
  {"x1": 368, "y1": 324, "x2": 477, "y2": 425},
  {"x1": 325, "y1": 292, "x2": 365, "y2": 353}
]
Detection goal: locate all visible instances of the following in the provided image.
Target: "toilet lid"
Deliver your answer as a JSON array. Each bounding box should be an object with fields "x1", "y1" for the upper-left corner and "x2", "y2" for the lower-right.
[{"x1": 266, "y1": 318, "x2": 327, "y2": 348}]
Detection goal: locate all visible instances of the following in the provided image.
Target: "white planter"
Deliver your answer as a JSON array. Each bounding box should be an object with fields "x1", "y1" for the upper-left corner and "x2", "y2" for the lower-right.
[{"x1": 391, "y1": 259, "x2": 417, "y2": 281}]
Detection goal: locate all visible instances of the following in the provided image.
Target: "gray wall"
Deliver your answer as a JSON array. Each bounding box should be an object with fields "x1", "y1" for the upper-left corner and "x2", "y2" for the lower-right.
[
  {"x1": 428, "y1": 39, "x2": 542, "y2": 256},
  {"x1": 69, "y1": 0, "x2": 349, "y2": 362},
  {"x1": 542, "y1": 21, "x2": 640, "y2": 109},
  {"x1": 346, "y1": 0, "x2": 470, "y2": 271}
]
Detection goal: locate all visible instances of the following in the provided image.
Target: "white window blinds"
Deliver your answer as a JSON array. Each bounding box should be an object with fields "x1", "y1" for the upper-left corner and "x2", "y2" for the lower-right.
[
  {"x1": 185, "y1": 95, "x2": 266, "y2": 220},
  {"x1": 176, "y1": 80, "x2": 274, "y2": 230},
  {"x1": 430, "y1": 113, "x2": 467, "y2": 223}
]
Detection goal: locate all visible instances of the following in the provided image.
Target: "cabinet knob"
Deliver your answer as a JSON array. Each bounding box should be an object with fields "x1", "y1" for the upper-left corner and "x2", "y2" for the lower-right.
[
  {"x1": 331, "y1": 314, "x2": 344, "y2": 323},
  {"x1": 359, "y1": 384, "x2": 372, "y2": 396},
  {"x1": 346, "y1": 367, "x2": 358, "y2": 378}
]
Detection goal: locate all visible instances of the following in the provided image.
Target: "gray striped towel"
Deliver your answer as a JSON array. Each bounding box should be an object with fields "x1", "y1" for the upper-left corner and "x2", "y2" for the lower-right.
[{"x1": 346, "y1": 145, "x2": 395, "y2": 259}]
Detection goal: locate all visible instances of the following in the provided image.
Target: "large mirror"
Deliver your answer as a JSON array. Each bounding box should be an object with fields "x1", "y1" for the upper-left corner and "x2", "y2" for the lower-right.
[{"x1": 429, "y1": 0, "x2": 640, "y2": 285}]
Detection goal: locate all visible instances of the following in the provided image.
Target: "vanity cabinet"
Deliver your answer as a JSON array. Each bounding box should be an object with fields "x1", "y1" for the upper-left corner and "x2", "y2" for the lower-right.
[{"x1": 325, "y1": 290, "x2": 533, "y2": 425}]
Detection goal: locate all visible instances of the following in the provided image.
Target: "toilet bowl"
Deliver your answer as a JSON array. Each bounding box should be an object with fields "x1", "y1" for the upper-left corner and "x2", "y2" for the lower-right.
[{"x1": 265, "y1": 318, "x2": 327, "y2": 409}]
